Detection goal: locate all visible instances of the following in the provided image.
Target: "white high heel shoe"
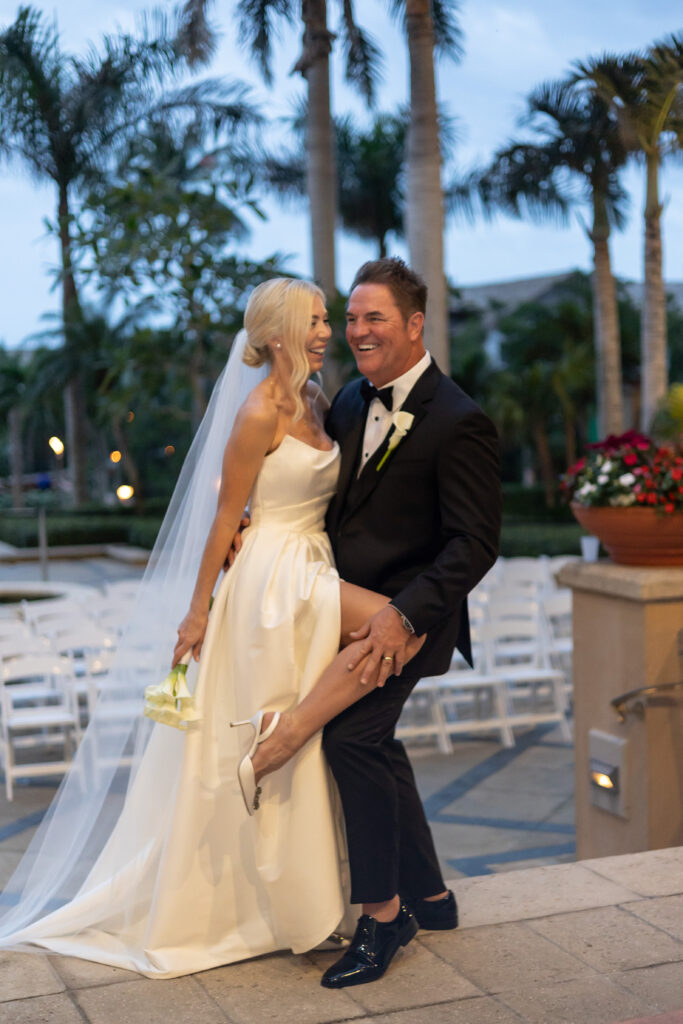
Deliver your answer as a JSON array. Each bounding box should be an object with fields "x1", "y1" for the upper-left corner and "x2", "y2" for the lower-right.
[{"x1": 230, "y1": 711, "x2": 281, "y2": 815}]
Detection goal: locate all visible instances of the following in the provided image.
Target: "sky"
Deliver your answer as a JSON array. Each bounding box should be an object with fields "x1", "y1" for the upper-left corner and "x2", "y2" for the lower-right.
[{"x1": 2, "y1": 0, "x2": 683, "y2": 348}]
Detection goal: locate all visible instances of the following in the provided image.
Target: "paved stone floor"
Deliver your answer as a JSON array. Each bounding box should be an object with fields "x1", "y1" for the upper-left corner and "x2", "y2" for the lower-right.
[{"x1": 1, "y1": 559, "x2": 682, "y2": 1021}]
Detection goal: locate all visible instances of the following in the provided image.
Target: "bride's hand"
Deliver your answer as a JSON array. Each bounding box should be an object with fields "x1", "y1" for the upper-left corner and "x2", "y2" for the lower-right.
[{"x1": 173, "y1": 609, "x2": 208, "y2": 665}]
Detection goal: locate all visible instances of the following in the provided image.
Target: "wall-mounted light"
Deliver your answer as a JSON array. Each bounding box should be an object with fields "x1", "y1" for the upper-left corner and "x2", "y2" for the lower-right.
[
  {"x1": 588, "y1": 730, "x2": 628, "y2": 818},
  {"x1": 589, "y1": 759, "x2": 619, "y2": 794}
]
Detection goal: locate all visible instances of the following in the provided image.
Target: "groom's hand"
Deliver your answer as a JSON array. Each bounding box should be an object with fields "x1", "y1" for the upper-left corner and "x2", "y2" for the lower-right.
[
  {"x1": 224, "y1": 515, "x2": 250, "y2": 569},
  {"x1": 347, "y1": 606, "x2": 412, "y2": 687}
]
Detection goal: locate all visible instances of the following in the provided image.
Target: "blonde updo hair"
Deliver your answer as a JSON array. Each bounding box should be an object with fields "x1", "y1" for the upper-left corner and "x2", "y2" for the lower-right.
[{"x1": 242, "y1": 277, "x2": 326, "y2": 421}]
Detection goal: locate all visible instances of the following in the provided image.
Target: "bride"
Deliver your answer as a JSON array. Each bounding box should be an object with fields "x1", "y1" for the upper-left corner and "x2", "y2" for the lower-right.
[{"x1": 0, "y1": 277, "x2": 423, "y2": 978}]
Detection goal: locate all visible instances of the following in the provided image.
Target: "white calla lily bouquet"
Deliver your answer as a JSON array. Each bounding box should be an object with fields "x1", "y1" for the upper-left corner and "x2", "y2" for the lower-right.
[{"x1": 144, "y1": 654, "x2": 202, "y2": 731}]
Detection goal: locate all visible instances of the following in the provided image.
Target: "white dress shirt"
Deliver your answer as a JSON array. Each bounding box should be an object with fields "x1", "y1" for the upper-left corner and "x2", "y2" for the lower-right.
[{"x1": 358, "y1": 351, "x2": 432, "y2": 475}]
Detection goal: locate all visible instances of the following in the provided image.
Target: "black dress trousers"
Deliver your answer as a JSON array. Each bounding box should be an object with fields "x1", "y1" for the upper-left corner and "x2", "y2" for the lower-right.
[{"x1": 322, "y1": 670, "x2": 445, "y2": 904}]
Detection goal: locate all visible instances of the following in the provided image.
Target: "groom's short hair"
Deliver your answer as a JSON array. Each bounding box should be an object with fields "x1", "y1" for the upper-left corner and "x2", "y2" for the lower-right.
[{"x1": 350, "y1": 258, "x2": 427, "y2": 324}]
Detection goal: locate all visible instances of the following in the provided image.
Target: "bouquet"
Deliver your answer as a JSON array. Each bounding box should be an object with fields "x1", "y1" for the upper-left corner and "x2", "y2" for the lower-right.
[
  {"x1": 561, "y1": 431, "x2": 683, "y2": 516},
  {"x1": 143, "y1": 654, "x2": 202, "y2": 730}
]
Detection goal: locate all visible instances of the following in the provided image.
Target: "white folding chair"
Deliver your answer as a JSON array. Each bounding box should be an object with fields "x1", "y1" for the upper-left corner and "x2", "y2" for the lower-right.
[
  {"x1": 0, "y1": 635, "x2": 52, "y2": 662},
  {"x1": 52, "y1": 628, "x2": 118, "y2": 725},
  {"x1": 1, "y1": 655, "x2": 81, "y2": 800},
  {"x1": 0, "y1": 618, "x2": 31, "y2": 643},
  {"x1": 542, "y1": 589, "x2": 573, "y2": 704},
  {"x1": 396, "y1": 628, "x2": 516, "y2": 751},
  {"x1": 500, "y1": 557, "x2": 552, "y2": 594},
  {"x1": 479, "y1": 619, "x2": 571, "y2": 741},
  {"x1": 103, "y1": 580, "x2": 141, "y2": 602}
]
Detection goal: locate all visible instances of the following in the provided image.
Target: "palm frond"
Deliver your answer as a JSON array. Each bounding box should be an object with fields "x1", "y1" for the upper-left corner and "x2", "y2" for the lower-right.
[
  {"x1": 385, "y1": 1, "x2": 463, "y2": 61},
  {"x1": 431, "y1": 0, "x2": 464, "y2": 60},
  {"x1": 0, "y1": 6, "x2": 64, "y2": 177},
  {"x1": 235, "y1": 0, "x2": 294, "y2": 85},
  {"x1": 174, "y1": 0, "x2": 218, "y2": 67},
  {"x1": 338, "y1": 0, "x2": 383, "y2": 105}
]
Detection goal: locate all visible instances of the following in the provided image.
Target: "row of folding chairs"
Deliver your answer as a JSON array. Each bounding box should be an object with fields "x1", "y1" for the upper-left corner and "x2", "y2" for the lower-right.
[
  {"x1": 396, "y1": 563, "x2": 576, "y2": 753},
  {"x1": 0, "y1": 581, "x2": 142, "y2": 799}
]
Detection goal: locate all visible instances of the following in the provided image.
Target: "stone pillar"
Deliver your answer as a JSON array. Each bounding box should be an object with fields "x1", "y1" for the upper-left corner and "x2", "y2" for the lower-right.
[{"x1": 557, "y1": 562, "x2": 683, "y2": 860}]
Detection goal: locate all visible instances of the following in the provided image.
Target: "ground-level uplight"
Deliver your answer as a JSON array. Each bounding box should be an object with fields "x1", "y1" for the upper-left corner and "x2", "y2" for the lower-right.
[{"x1": 116, "y1": 484, "x2": 134, "y2": 502}]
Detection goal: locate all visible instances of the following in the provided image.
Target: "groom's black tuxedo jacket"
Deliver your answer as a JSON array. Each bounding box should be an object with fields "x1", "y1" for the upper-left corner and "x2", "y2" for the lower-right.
[{"x1": 325, "y1": 360, "x2": 501, "y2": 674}]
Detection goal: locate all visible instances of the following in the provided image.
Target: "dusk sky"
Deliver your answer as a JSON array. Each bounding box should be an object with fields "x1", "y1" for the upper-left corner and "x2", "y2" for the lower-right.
[{"x1": 2, "y1": 0, "x2": 683, "y2": 348}]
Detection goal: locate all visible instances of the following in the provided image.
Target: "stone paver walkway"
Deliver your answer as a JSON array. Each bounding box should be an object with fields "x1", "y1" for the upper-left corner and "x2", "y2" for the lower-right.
[{"x1": 0, "y1": 848, "x2": 681, "y2": 1023}]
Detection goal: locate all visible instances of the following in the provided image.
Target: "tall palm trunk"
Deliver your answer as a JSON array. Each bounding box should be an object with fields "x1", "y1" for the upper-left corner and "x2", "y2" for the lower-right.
[
  {"x1": 590, "y1": 191, "x2": 624, "y2": 436},
  {"x1": 295, "y1": 0, "x2": 337, "y2": 298},
  {"x1": 532, "y1": 420, "x2": 556, "y2": 508},
  {"x1": 404, "y1": 0, "x2": 449, "y2": 373},
  {"x1": 641, "y1": 153, "x2": 668, "y2": 430},
  {"x1": 58, "y1": 182, "x2": 88, "y2": 506}
]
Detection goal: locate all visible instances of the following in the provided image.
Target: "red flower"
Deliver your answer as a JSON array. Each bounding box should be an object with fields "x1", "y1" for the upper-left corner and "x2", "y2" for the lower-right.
[
  {"x1": 665, "y1": 503, "x2": 675, "y2": 514},
  {"x1": 672, "y1": 468, "x2": 682, "y2": 481},
  {"x1": 647, "y1": 493, "x2": 657, "y2": 504},
  {"x1": 623, "y1": 453, "x2": 639, "y2": 466}
]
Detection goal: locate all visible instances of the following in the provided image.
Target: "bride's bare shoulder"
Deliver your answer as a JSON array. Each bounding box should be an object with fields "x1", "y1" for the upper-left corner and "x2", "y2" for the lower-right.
[{"x1": 232, "y1": 380, "x2": 278, "y2": 439}]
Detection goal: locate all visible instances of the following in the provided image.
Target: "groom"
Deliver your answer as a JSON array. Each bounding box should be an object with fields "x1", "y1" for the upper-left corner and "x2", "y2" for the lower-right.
[{"x1": 321, "y1": 257, "x2": 501, "y2": 988}]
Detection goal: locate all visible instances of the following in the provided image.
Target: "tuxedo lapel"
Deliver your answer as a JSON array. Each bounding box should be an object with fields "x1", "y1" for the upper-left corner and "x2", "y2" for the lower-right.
[
  {"x1": 341, "y1": 361, "x2": 442, "y2": 523},
  {"x1": 331, "y1": 388, "x2": 366, "y2": 528}
]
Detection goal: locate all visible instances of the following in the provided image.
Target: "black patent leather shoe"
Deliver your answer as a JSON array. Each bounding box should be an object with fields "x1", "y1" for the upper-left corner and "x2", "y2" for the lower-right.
[
  {"x1": 403, "y1": 889, "x2": 458, "y2": 931},
  {"x1": 320, "y1": 904, "x2": 418, "y2": 988}
]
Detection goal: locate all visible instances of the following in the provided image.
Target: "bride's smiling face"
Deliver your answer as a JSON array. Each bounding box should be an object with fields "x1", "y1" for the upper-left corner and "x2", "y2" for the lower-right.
[{"x1": 304, "y1": 296, "x2": 331, "y2": 373}]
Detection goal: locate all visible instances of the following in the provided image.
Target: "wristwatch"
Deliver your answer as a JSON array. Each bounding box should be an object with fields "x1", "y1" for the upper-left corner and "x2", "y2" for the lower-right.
[{"x1": 388, "y1": 603, "x2": 415, "y2": 634}]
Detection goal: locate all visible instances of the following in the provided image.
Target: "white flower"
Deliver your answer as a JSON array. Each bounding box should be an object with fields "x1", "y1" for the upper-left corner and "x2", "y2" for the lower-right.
[
  {"x1": 601, "y1": 459, "x2": 613, "y2": 473},
  {"x1": 597, "y1": 474, "x2": 609, "y2": 485},
  {"x1": 618, "y1": 473, "x2": 636, "y2": 486},
  {"x1": 578, "y1": 482, "x2": 596, "y2": 495},
  {"x1": 377, "y1": 411, "x2": 415, "y2": 471}
]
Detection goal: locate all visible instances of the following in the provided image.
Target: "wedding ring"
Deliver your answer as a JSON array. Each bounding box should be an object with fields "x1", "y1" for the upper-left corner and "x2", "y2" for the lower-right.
[{"x1": 382, "y1": 655, "x2": 394, "y2": 662}]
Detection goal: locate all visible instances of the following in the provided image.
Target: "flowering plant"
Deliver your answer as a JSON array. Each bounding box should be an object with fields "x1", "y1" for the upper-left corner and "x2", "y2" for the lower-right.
[
  {"x1": 377, "y1": 411, "x2": 415, "y2": 471},
  {"x1": 561, "y1": 431, "x2": 683, "y2": 516}
]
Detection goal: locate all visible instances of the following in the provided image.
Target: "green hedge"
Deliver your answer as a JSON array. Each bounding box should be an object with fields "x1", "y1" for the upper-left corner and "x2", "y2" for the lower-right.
[
  {"x1": 501, "y1": 483, "x2": 574, "y2": 523},
  {"x1": 2, "y1": 503, "x2": 585, "y2": 560},
  {"x1": 500, "y1": 522, "x2": 584, "y2": 558},
  {"x1": 0, "y1": 515, "x2": 132, "y2": 548}
]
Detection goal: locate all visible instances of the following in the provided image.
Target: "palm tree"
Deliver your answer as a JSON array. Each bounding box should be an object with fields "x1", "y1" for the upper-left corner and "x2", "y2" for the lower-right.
[
  {"x1": 264, "y1": 107, "x2": 407, "y2": 257},
  {"x1": 575, "y1": 36, "x2": 683, "y2": 430},
  {"x1": 451, "y1": 79, "x2": 629, "y2": 437},
  {"x1": 387, "y1": 0, "x2": 463, "y2": 374},
  {"x1": 0, "y1": 5, "x2": 255, "y2": 503},
  {"x1": 179, "y1": 0, "x2": 380, "y2": 298},
  {"x1": 0, "y1": 348, "x2": 28, "y2": 508}
]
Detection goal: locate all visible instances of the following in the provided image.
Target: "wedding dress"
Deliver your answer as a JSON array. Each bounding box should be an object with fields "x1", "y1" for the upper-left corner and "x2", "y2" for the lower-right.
[{"x1": 0, "y1": 434, "x2": 347, "y2": 978}]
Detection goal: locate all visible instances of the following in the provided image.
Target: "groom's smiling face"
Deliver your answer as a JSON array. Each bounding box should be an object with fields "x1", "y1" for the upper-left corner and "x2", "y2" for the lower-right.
[{"x1": 345, "y1": 283, "x2": 425, "y2": 389}]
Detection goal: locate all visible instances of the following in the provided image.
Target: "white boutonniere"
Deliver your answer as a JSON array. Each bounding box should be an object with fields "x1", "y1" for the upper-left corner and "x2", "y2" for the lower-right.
[{"x1": 377, "y1": 410, "x2": 415, "y2": 471}]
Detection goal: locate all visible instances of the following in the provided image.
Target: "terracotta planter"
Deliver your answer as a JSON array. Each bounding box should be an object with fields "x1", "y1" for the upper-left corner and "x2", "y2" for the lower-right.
[{"x1": 570, "y1": 504, "x2": 683, "y2": 566}]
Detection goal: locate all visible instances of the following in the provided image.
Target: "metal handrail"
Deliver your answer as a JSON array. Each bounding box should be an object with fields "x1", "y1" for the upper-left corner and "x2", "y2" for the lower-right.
[{"x1": 611, "y1": 680, "x2": 683, "y2": 723}]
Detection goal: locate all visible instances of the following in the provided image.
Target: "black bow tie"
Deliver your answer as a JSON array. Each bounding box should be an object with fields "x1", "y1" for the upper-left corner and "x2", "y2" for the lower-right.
[{"x1": 360, "y1": 380, "x2": 393, "y2": 411}]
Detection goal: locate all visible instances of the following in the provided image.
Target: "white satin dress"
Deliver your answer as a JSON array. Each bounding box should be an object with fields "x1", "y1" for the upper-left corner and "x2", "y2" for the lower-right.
[{"x1": 8, "y1": 435, "x2": 346, "y2": 978}]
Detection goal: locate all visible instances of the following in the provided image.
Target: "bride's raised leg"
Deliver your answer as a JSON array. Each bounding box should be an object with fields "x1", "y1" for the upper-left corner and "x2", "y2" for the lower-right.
[{"x1": 250, "y1": 582, "x2": 425, "y2": 782}]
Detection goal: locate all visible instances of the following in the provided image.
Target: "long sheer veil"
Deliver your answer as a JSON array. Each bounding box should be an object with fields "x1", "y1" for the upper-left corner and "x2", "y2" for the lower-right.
[{"x1": 0, "y1": 330, "x2": 268, "y2": 941}]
